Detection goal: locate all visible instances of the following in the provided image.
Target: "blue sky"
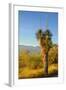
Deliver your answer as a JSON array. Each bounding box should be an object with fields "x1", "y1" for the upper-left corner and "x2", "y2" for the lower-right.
[{"x1": 18, "y1": 11, "x2": 58, "y2": 46}]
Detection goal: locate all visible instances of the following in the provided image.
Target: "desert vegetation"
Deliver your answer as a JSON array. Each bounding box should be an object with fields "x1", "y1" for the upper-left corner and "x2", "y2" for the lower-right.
[{"x1": 18, "y1": 29, "x2": 58, "y2": 79}]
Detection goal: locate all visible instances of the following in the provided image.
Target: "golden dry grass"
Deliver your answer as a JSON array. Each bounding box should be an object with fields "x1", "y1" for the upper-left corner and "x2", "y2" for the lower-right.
[{"x1": 19, "y1": 64, "x2": 58, "y2": 79}]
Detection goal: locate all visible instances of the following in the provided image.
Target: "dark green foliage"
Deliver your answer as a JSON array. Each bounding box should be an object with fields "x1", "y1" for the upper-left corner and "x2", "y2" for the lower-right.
[
  {"x1": 36, "y1": 29, "x2": 52, "y2": 51},
  {"x1": 36, "y1": 29, "x2": 43, "y2": 40}
]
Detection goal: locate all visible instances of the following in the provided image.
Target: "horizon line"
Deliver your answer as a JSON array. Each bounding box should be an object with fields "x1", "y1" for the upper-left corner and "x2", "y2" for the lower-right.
[{"x1": 19, "y1": 44, "x2": 39, "y2": 47}]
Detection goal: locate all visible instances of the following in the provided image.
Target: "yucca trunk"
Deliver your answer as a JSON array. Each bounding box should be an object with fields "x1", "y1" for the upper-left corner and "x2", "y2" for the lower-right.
[
  {"x1": 40, "y1": 46, "x2": 48, "y2": 75},
  {"x1": 44, "y1": 52, "x2": 48, "y2": 75}
]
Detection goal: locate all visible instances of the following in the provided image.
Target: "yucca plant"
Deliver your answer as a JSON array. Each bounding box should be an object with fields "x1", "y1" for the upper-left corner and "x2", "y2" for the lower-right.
[{"x1": 36, "y1": 29, "x2": 52, "y2": 75}]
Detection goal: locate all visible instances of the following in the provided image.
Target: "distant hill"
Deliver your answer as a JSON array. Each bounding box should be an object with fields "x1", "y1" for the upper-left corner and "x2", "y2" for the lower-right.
[{"x1": 19, "y1": 45, "x2": 40, "y2": 53}]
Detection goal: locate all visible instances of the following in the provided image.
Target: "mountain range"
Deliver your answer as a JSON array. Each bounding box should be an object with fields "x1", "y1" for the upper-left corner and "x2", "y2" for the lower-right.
[{"x1": 19, "y1": 45, "x2": 40, "y2": 53}]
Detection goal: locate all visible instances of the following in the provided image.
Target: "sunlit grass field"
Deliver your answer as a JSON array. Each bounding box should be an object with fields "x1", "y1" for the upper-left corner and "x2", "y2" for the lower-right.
[
  {"x1": 18, "y1": 45, "x2": 58, "y2": 79},
  {"x1": 19, "y1": 64, "x2": 58, "y2": 79}
]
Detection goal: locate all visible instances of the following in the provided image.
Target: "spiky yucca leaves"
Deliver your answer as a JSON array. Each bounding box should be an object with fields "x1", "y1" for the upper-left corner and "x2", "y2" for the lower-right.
[{"x1": 44, "y1": 29, "x2": 52, "y2": 53}]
